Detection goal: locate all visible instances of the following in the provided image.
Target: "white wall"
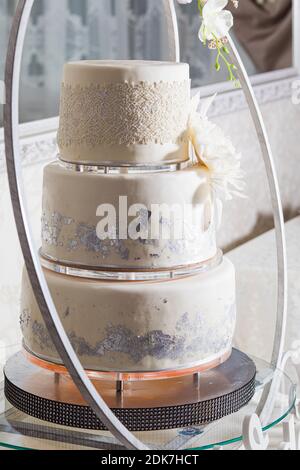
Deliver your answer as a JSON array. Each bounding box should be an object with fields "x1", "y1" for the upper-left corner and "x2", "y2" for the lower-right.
[{"x1": 217, "y1": 97, "x2": 300, "y2": 251}]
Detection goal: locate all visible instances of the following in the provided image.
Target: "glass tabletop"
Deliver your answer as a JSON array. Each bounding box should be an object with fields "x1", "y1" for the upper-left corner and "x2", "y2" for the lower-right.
[{"x1": 0, "y1": 354, "x2": 296, "y2": 451}]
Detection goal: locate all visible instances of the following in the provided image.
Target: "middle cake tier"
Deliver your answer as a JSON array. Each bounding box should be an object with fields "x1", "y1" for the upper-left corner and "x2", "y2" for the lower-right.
[{"x1": 41, "y1": 162, "x2": 219, "y2": 270}]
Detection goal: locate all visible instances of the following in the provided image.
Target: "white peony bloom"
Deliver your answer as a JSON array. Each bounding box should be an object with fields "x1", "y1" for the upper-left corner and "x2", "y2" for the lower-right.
[
  {"x1": 187, "y1": 94, "x2": 245, "y2": 201},
  {"x1": 199, "y1": 0, "x2": 233, "y2": 42}
]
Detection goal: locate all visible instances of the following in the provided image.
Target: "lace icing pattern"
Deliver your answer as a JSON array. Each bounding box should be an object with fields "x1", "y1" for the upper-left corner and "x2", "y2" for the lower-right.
[{"x1": 58, "y1": 81, "x2": 190, "y2": 148}]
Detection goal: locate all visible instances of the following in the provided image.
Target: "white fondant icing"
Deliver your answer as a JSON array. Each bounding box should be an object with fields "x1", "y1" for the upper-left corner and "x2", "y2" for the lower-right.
[
  {"x1": 21, "y1": 258, "x2": 236, "y2": 373},
  {"x1": 63, "y1": 61, "x2": 189, "y2": 85},
  {"x1": 58, "y1": 61, "x2": 190, "y2": 165},
  {"x1": 41, "y1": 161, "x2": 218, "y2": 269}
]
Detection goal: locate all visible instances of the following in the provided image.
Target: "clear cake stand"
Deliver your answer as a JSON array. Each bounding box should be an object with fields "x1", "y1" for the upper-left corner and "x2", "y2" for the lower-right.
[{"x1": 0, "y1": 351, "x2": 296, "y2": 451}]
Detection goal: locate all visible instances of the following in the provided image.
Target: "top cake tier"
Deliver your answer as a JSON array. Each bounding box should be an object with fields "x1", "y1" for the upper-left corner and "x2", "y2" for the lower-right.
[{"x1": 57, "y1": 60, "x2": 190, "y2": 166}]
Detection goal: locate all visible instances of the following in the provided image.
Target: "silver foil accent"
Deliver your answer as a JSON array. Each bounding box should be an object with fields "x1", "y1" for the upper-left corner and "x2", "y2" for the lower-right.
[
  {"x1": 75, "y1": 223, "x2": 130, "y2": 260},
  {"x1": 69, "y1": 326, "x2": 185, "y2": 363},
  {"x1": 41, "y1": 207, "x2": 217, "y2": 267},
  {"x1": 20, "y1": 308, "x2": 31, "y2": 331},
  {"x1": 41, "y1": 211, "x2": 74, "y2": 247},
  {"x1": 26, "y1": 313, "x2": 234, "y2": 365},
  {"x1": 31, "y1": 320, "x2": 56, "y2": 352}
]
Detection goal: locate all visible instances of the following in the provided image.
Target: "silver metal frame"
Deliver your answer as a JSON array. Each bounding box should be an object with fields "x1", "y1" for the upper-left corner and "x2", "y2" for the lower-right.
[
  {"x1": 227, "y1": 38, "x2": 288, "y2": 369},
  {"x1": 4, "y1": 0, "x2": 287, "y2": 449},
  {"x1": 293, "y1": 0, "x2": 300, "y2": 72},
  {"x1": 227, "y1": 38, "x2": 288, "y2": 424}
]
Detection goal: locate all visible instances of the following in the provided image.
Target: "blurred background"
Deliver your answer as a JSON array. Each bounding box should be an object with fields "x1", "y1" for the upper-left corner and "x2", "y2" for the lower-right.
[{"x1": 0, "y1": 0, "x2": 292, "y2": 124}]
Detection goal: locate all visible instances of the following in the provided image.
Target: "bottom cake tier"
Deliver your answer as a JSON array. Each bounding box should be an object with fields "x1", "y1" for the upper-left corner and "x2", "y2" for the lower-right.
[{"x1": 20, "y1": 257, "x2": 236, "y2": 373}]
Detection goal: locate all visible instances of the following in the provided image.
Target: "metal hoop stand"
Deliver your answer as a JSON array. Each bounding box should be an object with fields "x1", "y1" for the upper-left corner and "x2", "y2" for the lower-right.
[{"x1": 4, "y1": 0, "x2": 287, "y2": 450}]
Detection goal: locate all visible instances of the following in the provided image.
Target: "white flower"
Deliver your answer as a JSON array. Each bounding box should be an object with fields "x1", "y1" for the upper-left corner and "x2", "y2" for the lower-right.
[
  {"x1": 199, "y1": 0, "x2": 233, "y2": 42},
  {"x1": 187, "y1": 94, "x2": 245, "y2": 201}
]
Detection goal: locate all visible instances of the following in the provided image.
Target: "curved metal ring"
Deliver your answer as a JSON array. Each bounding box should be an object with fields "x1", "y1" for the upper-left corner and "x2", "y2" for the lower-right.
[
  {"x1": 3, "y1": 0, "x2": 181, "y2": 452},
  {"x1": 227, "y1": 37, "x2": 288, "y2": 423}
]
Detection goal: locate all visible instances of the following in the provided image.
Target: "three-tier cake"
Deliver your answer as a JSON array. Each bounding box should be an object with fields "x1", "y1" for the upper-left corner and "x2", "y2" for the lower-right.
[{"x1": 20, "y1": 61, "x2": 237, "y2": 374}]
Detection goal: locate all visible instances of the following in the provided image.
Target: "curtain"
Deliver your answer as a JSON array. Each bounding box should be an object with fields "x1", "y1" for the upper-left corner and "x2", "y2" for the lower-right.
[{"x1": 229, "y1": 0, "x2": 292, "y2": 73}]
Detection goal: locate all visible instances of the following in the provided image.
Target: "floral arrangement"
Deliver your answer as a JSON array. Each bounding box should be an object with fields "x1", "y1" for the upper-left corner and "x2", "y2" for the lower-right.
[
  {"x1": 177, "y1": 0, "x2": 239, "y2": 84},
  {"x1": 177, "y1": 0, "x2": 244, "y2": 201},
  {"x1": 186, "y1": 93, "x2": 245, "y2": 201}
]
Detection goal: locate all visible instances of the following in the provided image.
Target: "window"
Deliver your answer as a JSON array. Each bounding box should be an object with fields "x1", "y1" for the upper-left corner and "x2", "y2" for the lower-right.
[{"x1": 0, "y1": 0, "x2": 263, "y2": 125}]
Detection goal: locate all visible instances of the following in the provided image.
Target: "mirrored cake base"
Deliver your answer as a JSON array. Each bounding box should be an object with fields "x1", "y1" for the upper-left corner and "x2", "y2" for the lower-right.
[{"x1": 4, "y1": 349, "x2": 256, "y2": 432}]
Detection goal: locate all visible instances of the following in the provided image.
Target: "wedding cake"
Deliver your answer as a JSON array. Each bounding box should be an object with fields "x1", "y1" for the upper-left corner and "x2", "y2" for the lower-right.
[{"x1": 20, "y1": 60, "x2": 238, "y2": 373}]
